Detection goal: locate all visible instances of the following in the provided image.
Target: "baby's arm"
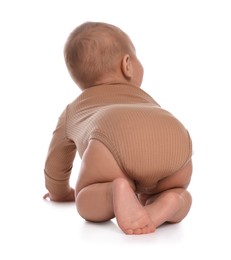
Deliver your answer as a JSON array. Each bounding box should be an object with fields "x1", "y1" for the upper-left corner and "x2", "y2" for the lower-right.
[{"x1": 44, "y1": 110, "x2": 77, "y2": 202}]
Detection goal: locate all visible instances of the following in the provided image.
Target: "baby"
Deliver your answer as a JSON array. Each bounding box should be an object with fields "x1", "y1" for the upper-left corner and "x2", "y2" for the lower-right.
[{"x1": 43, "y1": 22, "x2": 193, "y2": 235}]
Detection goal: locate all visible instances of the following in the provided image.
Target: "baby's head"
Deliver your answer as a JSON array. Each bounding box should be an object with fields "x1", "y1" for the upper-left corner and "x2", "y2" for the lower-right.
[{"x1": 64, "y1": 22, "x2": 143, "y2": 90}]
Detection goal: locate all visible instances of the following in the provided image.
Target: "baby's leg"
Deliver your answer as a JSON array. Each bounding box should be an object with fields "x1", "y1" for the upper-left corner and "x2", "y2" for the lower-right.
[
  {"x1": 112, "y1": 178, "x2": 156, "y2": 235},
  {"x1": 76, "y1": 178, "x2": 155, "y2": 234},
  {"x1": 76, "y1": 182, "x2": 114, "y2": 222},
  {"x1": 145, "y1": 188, "x2": 192, "y2": 227},
  {"x1": 144, "y1": 160, "x2": 192, "y2": 227},
  {"x1": 75, "y1": 140, "x2": 155, "y2": 234}
]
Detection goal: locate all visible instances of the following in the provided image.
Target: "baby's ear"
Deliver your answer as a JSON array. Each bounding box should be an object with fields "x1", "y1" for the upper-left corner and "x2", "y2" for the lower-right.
[{"x1": 121, "y1": 54, "x2": 133, "y2": 79}]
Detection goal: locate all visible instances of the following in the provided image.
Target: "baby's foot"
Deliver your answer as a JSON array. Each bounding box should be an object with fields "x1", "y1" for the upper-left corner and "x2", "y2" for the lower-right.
[{"x1": 112, "y1": 178, "x2": 156, "y2": 235}]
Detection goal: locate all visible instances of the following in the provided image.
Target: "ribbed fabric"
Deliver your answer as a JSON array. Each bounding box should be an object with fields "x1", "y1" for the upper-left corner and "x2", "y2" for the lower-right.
[{"x1": 44, "y1": 83, "x2": 192, "y2": 196}]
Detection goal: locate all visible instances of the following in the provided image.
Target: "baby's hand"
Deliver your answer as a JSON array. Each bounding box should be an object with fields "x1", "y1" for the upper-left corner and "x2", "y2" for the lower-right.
[
  {"x1": 43, "y1": 188, "x2": 75, "y2": 202},
  {"x1": 43, "y1": 193, "x2": 50, "y2": 200}
]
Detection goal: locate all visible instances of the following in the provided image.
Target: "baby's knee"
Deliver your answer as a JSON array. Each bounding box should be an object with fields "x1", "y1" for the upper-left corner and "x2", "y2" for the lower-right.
[
  {"x1": 178, "y1": 189, "x2": 192, "y2": 209},
  {"x1": 167, "y1": 188, "x2": 192, "y2": 206},
  {"x1": 146, "y1": 188, "x2": 192, "y2": 210},
  {"x1": 167, "y1": 188, "x2": 192, "y2": 223},
  {"x1": 75, "y1": 184, "x2": 115, "y2": 222},
  {"x1": 173, "y1": 189, "x2": 192, "y2": 222},
  {"x1": 162, "y1": 188, "x2": 192, "y2": 223},
  {"x1": 75, "y1": 188, "x2": 90, "y2": 220}
]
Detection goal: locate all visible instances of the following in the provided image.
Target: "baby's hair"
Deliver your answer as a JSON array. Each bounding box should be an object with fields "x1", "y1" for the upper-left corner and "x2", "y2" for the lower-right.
[{"x1": 64, "y1": 22, "x2": 133, "y2": 89}]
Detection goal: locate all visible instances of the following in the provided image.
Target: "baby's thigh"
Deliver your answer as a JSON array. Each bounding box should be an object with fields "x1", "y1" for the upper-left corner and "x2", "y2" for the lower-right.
[
  {"x1": 154, "y1": 159, "x2": 193, "y2": 194},
  {"x1": 75, "y1": 140, "x2": 135, "y2": 194}
]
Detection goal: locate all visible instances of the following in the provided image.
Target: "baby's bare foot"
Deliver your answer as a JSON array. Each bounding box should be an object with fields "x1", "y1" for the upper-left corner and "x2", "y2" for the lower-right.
[{"x1": 112, "y1": 178, "x2": 156, "y2": 235}]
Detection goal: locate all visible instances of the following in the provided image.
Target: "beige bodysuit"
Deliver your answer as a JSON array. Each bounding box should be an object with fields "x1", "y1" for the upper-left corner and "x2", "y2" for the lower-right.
[{"x1": 44, "y1": 83, "x2": 192, "y2": 197}]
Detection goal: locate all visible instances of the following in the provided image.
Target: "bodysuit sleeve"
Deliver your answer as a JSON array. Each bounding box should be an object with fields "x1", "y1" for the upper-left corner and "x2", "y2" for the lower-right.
[{"x1": 44, "y1": 108, "x2": 77, "y2": 199}]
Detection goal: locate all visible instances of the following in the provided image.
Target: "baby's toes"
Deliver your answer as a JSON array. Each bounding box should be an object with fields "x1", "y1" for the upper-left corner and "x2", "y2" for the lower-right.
[
  {"x1": 124, "y1": 228, "x2": 142, "y2": 235},
  {"x1": 144, "y1": 224, "x2": 156, "y2": 234},
  {"x1": 124, "y1": 228, "x2": 133, "y2": 235}
]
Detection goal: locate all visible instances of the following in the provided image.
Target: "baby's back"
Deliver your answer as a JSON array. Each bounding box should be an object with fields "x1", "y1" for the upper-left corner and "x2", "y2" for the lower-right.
[{"x1": 67, "y1": 84, "x2": 192, "y2": 189}]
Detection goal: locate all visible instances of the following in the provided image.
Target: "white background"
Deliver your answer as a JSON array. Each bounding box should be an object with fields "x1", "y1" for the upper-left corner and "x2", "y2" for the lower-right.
[{"x1": 0, "y1": 0, "x2": 230, "y2": 259}]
